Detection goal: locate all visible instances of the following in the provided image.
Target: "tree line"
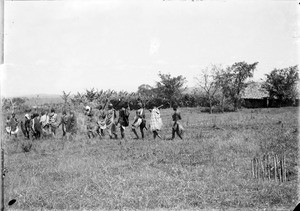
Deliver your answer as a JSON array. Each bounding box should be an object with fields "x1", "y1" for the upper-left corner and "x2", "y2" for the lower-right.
[{"x1": 2, "y1": 61, "x2": 299, "y2": 114}]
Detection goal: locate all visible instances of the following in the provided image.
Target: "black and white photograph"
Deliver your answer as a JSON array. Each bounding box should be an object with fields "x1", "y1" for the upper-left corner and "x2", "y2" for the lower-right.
[{"x1": 0, "y1": 0, "x2": 299, "y2": 210}]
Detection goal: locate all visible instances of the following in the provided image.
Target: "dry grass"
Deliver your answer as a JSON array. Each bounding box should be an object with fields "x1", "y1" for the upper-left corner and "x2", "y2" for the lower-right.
[{"x1": 2, "y1": 107, "x2": 298, "y2": 210}]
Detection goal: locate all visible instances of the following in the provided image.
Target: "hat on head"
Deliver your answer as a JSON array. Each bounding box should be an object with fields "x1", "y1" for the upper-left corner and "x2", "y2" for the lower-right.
[
  {"x1": 25, "y1": 114, "x2": 30, "y2": 119},
  {"x1": 137, "y1": 102, "x2": 143, "y2": 108},
  {"x1": 85, "y1": 106, "x2": 90, "y2": 111},
  {"x1": 108, "y1": 103, "x2": 113, "y2": 109}
]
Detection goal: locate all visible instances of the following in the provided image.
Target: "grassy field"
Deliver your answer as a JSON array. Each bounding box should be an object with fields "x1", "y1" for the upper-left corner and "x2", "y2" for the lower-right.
[{"x1": 2, "y1": 107, "x2": 299, "y2": 210}]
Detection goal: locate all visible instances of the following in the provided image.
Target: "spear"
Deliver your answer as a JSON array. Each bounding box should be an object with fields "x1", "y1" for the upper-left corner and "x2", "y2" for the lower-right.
[{"x1": 157, "y1": 104, "x2": 164, "y2": 109}]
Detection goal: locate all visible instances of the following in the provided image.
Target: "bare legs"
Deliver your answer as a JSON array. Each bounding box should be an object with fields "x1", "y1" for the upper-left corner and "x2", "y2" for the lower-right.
[
  {"x1": 132, "y1": 125, "x2": 145, "y2": 139},
  {"x1": 153, "y1": 130, "x2": 162, "y2": 140},
  {"x1": 171, "y1": 125, "x2": 183, "y2": 140}
]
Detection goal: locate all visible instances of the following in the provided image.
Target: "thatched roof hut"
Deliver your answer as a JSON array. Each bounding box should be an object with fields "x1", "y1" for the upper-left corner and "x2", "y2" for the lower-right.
[
  {"x1": 241, "y1": 82, "x2": 269, "y2": 108},
  {"x1": 242, "y1": 82, "x2": 269, "y2": 99}
]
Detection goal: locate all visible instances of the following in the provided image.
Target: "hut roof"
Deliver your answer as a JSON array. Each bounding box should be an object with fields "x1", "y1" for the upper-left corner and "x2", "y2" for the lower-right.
[{"x1": 242, "y1": 82, "x2": 269, "y2": 99}]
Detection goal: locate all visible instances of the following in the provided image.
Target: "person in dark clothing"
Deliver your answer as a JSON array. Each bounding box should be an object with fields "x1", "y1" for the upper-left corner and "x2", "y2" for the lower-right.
[
  {"x1": 66, "y1": 110, "x2": 77, "y2": 140},
  {"x1": 171, "y1": 104, "x2": 183, "y2": 140},
  {"x1": 24, "y1": 114, "x2": 31, "y2": 138},
  {"x1": 118, "y1": 101, "x2": 130, "y2": 139},
  {"x1": 21, "y1": 114, "x2": 31, "y2": 139},
  {"x1": 58, "y1": 110, "x2": 68, "y2": 137},
  {"x1": 30, "y1": 113, "x2": 42, "y2": 139}
]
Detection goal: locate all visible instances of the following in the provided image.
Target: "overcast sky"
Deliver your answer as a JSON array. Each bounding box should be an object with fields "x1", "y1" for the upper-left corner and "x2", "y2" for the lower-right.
[{"x1": 1, "y1": 0, "x2": 299, "y2": 97}]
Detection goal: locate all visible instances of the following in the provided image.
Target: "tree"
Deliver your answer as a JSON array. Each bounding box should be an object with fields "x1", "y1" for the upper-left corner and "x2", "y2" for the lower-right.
[
  {"x1": 214, "y1": 69, "x2": 228, "y2": 112},
  {"x1": 262, "y1": 65, "x2": 299, "y2": 106},
  {"x1": 2, "y1": 98, "x2": 11, "y2": 111},
  {"x1": 156, "y1": 72, "x2": 186, "y2": 107},
  {"x1": 195, "y1": 64, "x2": 221, "y2": 114},
  {"x1": 1, "y1": 97, "x2": 27, "y2": 112},
  {"x1": 181, "y1": 93, "x2": 197, "y2": 107},
  {"x1": 61, "y1": 91, "x2": 71, "y2": 107},
  {"x1": 12, "y1": 97, "x2": 26, "y2": 106},
  {"x1": 12, "y1": 97, "x2": 27, "y2": 111},
  {"x1": 215, "y1": 61, "x2": 258, "y2": 111},
  {"x1": 137, "y1": 84, "x2": 154, "y2": 97},
  {"x1": 92, "y1": 89, "x2": 115, "y2": 108},
  {"x1": 136, "y1": 84, "x2": 156, "y2": 108},
  {"x1": 71, "y1": 92, "x2": 86, "y2": 106},
  {"x1": 85, "y1": 88, "x2": 97, "y2": 102}
]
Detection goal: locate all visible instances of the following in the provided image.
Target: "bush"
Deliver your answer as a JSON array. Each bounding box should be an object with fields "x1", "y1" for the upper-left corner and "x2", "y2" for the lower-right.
[{"x1": 200, "y1": 104, "x2": 235, "y2": 113}]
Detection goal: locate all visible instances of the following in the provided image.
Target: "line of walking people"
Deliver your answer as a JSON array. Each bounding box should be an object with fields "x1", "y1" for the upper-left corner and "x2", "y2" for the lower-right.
[
  {"x1": 5, "y1": 101, "x2": 184, "y2": 141},
  {"x1": 84, "y1": 100, "x2": 184, "y2": 140}
]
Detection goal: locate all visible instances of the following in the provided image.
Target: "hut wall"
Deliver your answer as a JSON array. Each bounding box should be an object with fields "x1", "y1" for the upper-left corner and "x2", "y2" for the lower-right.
[{"x1": 242, "y1": 98, "x2": 268, "y2": 108}]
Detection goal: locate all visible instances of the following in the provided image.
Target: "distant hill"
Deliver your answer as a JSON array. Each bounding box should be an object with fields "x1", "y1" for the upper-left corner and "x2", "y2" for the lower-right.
[
  {"x1": 23, "y1": 94, "x2": 61, "y2": 99},
  {"x1": 22, "y1": 94, "x2": 63, "y2": 106}
]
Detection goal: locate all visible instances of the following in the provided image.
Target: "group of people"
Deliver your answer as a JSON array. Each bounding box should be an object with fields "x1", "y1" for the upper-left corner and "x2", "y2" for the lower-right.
[
  {"x1": 84, "y1": 101, "x2": 184, "y2": 140},
  {"x1": 5, "y1": 109, "x2": 77, "y2": 140},
  {"x1": 5, "y1": 101, "x2": 184, "y2": 141},
  {"x1": 84, "y1": 101, "x2": 146, "y2": 140}
]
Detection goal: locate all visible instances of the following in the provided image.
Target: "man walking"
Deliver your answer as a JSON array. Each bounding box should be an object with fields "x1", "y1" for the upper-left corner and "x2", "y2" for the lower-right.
[
  {"x1": 118, "y1": 101, "x2": 130, "y2": 139},
  {"x1": 131, "y1": 102, "x2": 146, "y2": 139},
  {"x1": 66, "y1": 110, "x2": 77, "y2": 141},
  {"x1": 106, "y1": 103, "x2": 118, "y2": 139}
]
